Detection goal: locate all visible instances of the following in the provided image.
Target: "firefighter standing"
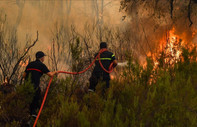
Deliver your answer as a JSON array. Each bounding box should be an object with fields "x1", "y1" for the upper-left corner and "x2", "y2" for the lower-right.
[
  {"x1": 23, "y1": 51, "x2": 57, "y2": 118},
  {"x1": 88, "y1": 42, "x2": 117, "y2": 92}
]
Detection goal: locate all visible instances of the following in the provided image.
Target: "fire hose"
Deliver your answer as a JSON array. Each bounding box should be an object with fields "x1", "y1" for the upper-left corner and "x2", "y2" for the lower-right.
[{"x1": 33, "y1": 48, "x2": 114, "y2": 127}]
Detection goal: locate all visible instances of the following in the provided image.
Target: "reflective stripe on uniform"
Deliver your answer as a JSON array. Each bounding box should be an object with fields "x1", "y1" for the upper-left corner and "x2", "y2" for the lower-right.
[
  {"x1": 112, "y1": 54, "x2": 115, "y2": 57},
  {"x1": 27, "y1": 68, "x2": 42, "y2": 73},
  {"x1": 96, "y1": 58, "x2": 112, "y2": 60}
]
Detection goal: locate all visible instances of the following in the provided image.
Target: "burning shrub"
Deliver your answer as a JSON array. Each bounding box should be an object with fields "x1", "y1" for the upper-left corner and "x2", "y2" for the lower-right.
[{"x1": 0, "y1": 41, "x2": 196, "y2": 127}]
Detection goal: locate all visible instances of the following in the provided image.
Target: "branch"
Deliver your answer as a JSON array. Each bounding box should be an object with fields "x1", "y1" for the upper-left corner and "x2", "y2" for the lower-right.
[
  {"x1": 141, "y1": 23, "x2": 153, "y2": 54},
  {"x1": 104, "y1": 1, "x2": 112, "y2": 8},
  {"x1": 70, "y1": 26, "x2": 92, "y2": 63},
  {"x1": 0, "y1": 64, "x2": 6, "y2": 81},
  {"x1": 52, "y1": 40, "x2": 58, "y2": 71},
  {"x1": 8, "y1": 31, "x2": 39, "y2": 84},
  {"x1": 170, "y1": 0, "x2": 174, "y2": 19},
  {"x1": 83, "y1": 38, "x2": 92, "y2": 64},
  {"x1": 188, "y1": 0, "x2": 193, "y2": 27}
]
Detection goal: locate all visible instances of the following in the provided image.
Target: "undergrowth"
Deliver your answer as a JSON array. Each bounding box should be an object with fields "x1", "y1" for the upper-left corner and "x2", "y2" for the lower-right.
[{"x1": 0, "y1": 47, "x2": 197, "y2": 127}]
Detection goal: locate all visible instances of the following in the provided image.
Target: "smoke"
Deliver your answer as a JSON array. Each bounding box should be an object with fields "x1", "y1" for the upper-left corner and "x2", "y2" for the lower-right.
[
  {"x1": 123, "y1": 0, "x2": 197, "y2": 59},
  {"x1": 1, "y1": 0, "x2": 196, "y2": 65},
  {"x1": 0, "y1": 0, "x2": 123, "y2": 54}
]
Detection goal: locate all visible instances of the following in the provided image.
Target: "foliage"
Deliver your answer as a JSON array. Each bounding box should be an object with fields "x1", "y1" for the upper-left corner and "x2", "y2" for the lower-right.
[
  {"x1": 70, "y1": 37, "x2": 83, "y2": 72},
  {"x1": 0, "y1": 1, "x2": 196, "y2": 126},
  {"x1": 0, "y1": 10, "x2": 38, "y2": 85},
  {"x1": 0, "y1": 47, "x2": 197, "y2": 126},
  {"x1": 0, "y1": 80, "x2": 35, "y2": 127}
]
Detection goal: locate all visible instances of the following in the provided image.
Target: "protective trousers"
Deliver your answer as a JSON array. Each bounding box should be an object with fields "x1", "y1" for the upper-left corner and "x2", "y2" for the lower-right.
[
  {"x1": 89, "y1": 72, "x2": 110, "y2": 91},
  {"x1": 30, "y1": 88, "x2": 41, "y2": 115}
]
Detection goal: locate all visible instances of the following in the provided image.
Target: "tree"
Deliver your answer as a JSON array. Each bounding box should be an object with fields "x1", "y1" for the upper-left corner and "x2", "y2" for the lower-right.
[
  {"x1": 119, "y1": 0, "x2": 197, "y2": 57},
  {"x1": 0, "y1": 11, "x2": 38, "y2": 85}
]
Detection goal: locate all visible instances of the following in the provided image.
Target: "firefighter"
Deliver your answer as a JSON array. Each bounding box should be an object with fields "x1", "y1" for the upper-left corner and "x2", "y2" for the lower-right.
[
  {"x1": 88, "y1": 42, "x2": 117, "y2": 92},
  {"x1": 22, "y1": 51, "x2": 57, "y2": 118}
]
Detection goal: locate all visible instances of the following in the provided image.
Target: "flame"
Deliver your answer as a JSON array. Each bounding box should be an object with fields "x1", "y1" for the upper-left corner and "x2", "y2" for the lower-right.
[
  {"x1": 147, "y1": 51, "x2": 151, "y2": 57},
  {"x1": 192, "y1": 30, "x2": 196, "y2": 38},
  {"x1": 152, "y1": 27, "x2": 185, "y2": 68},
  {"x1": 19, "y1": 59, "x2": 29, "y2": 67},
  {"x1": 3, "y1": 77, "x2": 8, "y2": 85},
  {"x1": 146, "y1": 27, "x2": 197, "y2": 84},
  {"x1": 110, "y1": 74, "x2": 115, "y2": 80}
]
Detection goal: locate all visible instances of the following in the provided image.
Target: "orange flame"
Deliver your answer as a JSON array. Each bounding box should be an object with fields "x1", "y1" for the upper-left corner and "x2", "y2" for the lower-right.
[
  {"x1": 152, "y1": 27, "x2": 186, "y2": 68},
  {"x1": 19, "y1": 59, "x2": 29, "y2": 67},
  {"x1": 146, "y1": 27, "x2": 196, "y2": 84}
]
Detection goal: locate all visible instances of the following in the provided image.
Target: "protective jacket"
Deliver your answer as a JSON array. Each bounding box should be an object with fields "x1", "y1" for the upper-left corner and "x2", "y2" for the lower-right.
[
  {"x1": 92, "y1": 50, "x2": 115, "y2": 80},
  {"x1": 25, "y1": 59, "x2": 50, "y2": 88}
]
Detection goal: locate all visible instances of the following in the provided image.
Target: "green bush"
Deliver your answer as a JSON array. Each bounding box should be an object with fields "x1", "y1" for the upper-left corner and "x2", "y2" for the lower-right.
[
  {"x1": 0, "y1": 48, "x2": 197, "y2": 127},
  {"x1": 0, "y1": 81, "x2": 35, "y2": 126}
]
